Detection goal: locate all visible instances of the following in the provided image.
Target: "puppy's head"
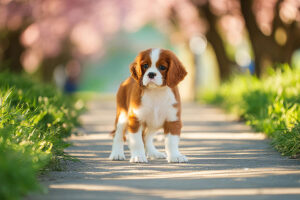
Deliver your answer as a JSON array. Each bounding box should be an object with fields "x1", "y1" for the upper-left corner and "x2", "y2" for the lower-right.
[{"x1": 130, "y1": 48, "x2": 187, "y2": 88}]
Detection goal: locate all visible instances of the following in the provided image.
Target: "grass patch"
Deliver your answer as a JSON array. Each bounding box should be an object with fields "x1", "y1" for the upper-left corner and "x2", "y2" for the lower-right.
[
  {"x1": 201, "y1": 65, "x2": 300, "y2": 157},
  {"x1": 0, "y1": 72, "x2": 85, "y2": 200}
]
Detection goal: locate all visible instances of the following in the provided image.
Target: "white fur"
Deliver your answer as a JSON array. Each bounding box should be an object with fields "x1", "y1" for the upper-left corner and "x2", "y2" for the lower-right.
[
  {"x1": 109, "y1": 112, "x2": 126, "y2": 160},
  {"x1": 143, "y1": 48, "x2": 163, "y2": 87},
  {"x1": 132, "y1": 86, "x2": 178, "y2": 162},
  {"x1": 145, "y1": 130, "x2": 166, "y2": 159},
  {"x1": 151, "y1": 48, "x2": 160, "y2": 62},
  {"x1": 165, "y1": 133, "x2": 188, "y2": 163},
  {"x1": 128, "y1": 128, "x2": 148, "y2": 163},
  {"x1": 133, "y1": 87, "x2": 178, "y2": 130},
  {"x1": 110, "y1": 87, "x2": 179, "y2": 162}
]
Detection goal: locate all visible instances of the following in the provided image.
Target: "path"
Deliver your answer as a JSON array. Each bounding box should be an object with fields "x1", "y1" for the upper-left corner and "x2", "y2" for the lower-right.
[{"x1": 28, "y1": 100, "x2": 300, "y2": 200}]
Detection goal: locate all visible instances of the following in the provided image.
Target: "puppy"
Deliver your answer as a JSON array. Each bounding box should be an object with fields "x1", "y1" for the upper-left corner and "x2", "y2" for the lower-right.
[{"x1": 109, "y1": 48, "x2": 188, "y2": 163}]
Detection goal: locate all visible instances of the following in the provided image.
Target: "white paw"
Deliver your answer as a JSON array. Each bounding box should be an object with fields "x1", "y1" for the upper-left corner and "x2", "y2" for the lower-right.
[
  {"x1": 147, "y1": 151, "x2": 166, "y2": 159},
  {"x1": 130, "y1": 154, "x2": 148, "y2": 163},
  {"x1": 167, "y1": 154, "x2": 188, "y2": 163},
  {"x1": 109, "y1": 150, "x2": 125, "y2": 161}
]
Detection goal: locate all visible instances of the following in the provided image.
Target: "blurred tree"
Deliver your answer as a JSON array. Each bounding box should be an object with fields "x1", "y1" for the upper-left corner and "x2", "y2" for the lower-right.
[
  {"x1": 0, "y1": 0, "x2": 124, "y2": 81},
  {"x1": 0, "y1": 0, "x2": 202, "y2": 100},
  {"x1": 3, "y1": 0, "x2": 298, "y2": 85},
  {"x1": 192, "y1": 0, "x2": 300, "y2": 78},
  {"x1": 199, "y1": 2, "x2": 235, "y2": 81},
  {"x1": 0, "y1": 1, "x2": 32, "y2": 72},
  {"x1": 191, "y1": 0, "x2": 241, "y2": 81},
  {"x1": 39, "y1": 39, "x2": 73, "y2": 82},
  {"x1": 1, "y1": 28, "x2": 25, "y2": 72},
  {"x1": 240, "y1": 0, "x2": 300, "y2": 77}
]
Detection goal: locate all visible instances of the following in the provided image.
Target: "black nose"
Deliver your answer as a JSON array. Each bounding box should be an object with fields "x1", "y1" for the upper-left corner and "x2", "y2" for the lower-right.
[{"x1": 148, "y1": 72, "x2": 156, "y2": 79}]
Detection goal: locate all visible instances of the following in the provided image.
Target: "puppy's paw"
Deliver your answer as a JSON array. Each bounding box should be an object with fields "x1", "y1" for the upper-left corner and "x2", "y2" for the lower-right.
[
  {"x1": 109, "y1": 150, "x2": 125, "y2": 161},
  {"x1": 130, "y1": 154, "x2": 148, "y2": 163},
  {"x1": 167, "y1": 154, "x2": 188, "y2": 163},
  {"x1": 147, "y1": 151, "x2": 166, "y2": 159}
]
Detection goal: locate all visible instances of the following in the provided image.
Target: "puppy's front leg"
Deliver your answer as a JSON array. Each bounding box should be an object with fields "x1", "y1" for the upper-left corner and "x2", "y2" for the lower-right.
[
  {"x1": 164, "y1": 121, "x2": 188, "y2": 163},
  {"x1": 128, "y1": 116, "x2": 148, "y2": 163},
  {"x1": 165, "y1": 133, "x2": 188, "y2": 163},
  {"x1": 128, "y1": 129, "x2": 148, "y2": 163}
]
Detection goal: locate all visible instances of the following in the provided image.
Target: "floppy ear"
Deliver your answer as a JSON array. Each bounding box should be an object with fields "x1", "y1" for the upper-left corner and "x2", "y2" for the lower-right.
[
  {"x1": 130, "y1": 61, "x2": 141, "y2": 83},
  {"x1": 166, "y1": 52, "x2": 187, "y2": 88}
]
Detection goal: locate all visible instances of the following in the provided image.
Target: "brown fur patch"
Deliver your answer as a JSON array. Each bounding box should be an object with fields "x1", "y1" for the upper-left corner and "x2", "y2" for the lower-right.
[
  {"x1": 130, "y1": 49, "x2": 152, "y2": 86},
  {"x1": 128, "y1": 113, "x2": 140, "y2": 133},
  {"x1": 160, "y1": 50, "x2": 187, "y2": 88},
  {"x1": 163, "y1": 121, "x2": 182, "y2": 135}
]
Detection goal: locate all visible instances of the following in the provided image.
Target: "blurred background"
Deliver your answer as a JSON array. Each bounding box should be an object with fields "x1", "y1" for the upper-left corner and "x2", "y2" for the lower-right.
[{"x1": 0, "y1": 0, "x2": 300, "y2": 101}]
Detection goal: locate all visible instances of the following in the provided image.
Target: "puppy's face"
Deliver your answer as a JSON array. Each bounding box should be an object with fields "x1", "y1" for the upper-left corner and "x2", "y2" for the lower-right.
[{"x1": 130, "y1": 48, "x2": 187, "y2": 88}]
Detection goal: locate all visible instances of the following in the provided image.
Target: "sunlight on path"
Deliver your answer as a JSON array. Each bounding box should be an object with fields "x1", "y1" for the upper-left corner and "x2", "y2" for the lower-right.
[{"x1": 28, "y1": 100, "x2": 300, "y2": 200}]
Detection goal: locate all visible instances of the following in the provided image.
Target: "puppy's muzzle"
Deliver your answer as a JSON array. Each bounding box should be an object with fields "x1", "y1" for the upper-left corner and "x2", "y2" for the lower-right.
[{"x1": 148, "y1": 72, "x2": 156, "y2": 79}]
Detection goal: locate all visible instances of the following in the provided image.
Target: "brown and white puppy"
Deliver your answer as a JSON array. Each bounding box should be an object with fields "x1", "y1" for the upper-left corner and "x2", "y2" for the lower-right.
[{"x1": 109, "y1": 48, "x2": 188, "y2": 163}]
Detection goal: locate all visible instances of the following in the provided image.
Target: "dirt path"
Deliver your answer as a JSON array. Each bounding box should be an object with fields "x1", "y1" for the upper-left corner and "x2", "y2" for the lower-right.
[{"x1": 28, "y1": 100, "x2": 300, "y2": 200}]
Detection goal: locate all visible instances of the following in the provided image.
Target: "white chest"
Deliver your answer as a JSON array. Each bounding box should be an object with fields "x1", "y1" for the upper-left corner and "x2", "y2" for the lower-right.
[{"x1": 133, "y1": 87, "x2": 178, "y2": 130}]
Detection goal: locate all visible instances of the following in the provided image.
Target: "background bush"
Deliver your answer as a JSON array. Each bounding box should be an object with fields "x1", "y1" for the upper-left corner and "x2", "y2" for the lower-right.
[
  {"x1": 0, "y1": 72, "x2": 84, "y2": 200},
  {"x1": 202, "y1": 65, "x2": 300, "y2": 157}
]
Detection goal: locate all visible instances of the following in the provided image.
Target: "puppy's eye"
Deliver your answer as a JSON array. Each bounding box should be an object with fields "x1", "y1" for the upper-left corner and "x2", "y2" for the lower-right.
[
  {"x1": 142, "y1": 64, "x2": 149, "y2": 69},
  {"x1": 159, "y1": 65, "x2": 166, "y2": 70}
]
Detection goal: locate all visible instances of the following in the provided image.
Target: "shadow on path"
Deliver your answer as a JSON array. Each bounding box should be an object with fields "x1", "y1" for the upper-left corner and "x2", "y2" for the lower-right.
[{"x1": 28, "y1": 100, "x2": 300, "y2": 200}]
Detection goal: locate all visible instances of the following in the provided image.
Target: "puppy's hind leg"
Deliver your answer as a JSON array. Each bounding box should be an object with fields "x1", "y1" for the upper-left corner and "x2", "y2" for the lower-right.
[
  {"x1": 109, "y1": 112, "x2": 127, "y2": 160},
  {"x1": 145, "y1": 130, "x2": 166, "y2": 159}
]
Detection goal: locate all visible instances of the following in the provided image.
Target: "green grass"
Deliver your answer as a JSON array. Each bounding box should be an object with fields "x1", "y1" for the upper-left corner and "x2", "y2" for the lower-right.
[
  {"x1": 202, "y1": 65, "x2": 300, "y2": 157},
  {"x1": 0, "y1": 72, "x2": 84, "y2": 200}
]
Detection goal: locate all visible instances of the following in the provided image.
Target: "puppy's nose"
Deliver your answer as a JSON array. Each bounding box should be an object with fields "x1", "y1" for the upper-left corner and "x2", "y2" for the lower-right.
[{"x1": 148, "y1": 72, "x2": 156, "y2": 79}]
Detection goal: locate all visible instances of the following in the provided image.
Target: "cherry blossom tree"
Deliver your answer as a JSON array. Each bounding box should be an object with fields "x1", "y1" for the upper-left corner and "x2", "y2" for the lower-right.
[
  {"x1": 240, "y1": 0, "x2": 300, "y2": 76},
  {"x1": 192, "y1": 0, "x2": 300, "y2": 78},
  {"x1": 1, "y1": 0, "x2": 299, "y2": 82}
]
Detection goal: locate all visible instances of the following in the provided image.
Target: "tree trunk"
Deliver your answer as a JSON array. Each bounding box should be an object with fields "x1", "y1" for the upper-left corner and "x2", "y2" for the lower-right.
[
  {"x1": 206, "y1": 29, "x2": 233, "y2": 81},
  {"x1": 1, "y1": 29, "x2": 25, "y2": 73},
  {"x1": 240, "y1": 0, "x2": 300, "y2": 76},
  {"x1": 198, "y1": 3, "x2": 233, "y2": 81},
  {"x1": 40, "y1": 39, "x2": 72, "y2": 82},
  {"x1": 40, "y1": 58, "x2": 58, "y2": 82},
  {"x1": 240, "y1": 0, "x2": 266, "y2": 77}
]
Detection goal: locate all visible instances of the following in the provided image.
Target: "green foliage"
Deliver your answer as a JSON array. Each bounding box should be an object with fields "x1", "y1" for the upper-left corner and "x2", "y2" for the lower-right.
[
  {"x1": 0, "y1": 72, "x2": 84, "y2": 200},
  {"x1": 202, "y1": 65, "x2": 300, "y2": 157}
]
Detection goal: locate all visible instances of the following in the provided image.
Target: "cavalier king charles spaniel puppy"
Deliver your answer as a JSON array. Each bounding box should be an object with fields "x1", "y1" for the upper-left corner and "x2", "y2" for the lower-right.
[{"x1": 109, "y1": 48, "x2": 188, "y2": 163}]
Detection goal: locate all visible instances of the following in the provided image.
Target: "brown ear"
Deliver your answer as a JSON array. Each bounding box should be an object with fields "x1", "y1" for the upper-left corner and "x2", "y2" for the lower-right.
[
  {"x1": 130, "y1": 61, "x2": 141, "y2": 82},
  {"x1": 166, "y1": 52, "x2": 187, "y2": 88}
]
